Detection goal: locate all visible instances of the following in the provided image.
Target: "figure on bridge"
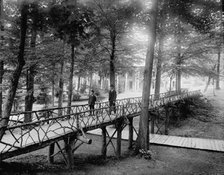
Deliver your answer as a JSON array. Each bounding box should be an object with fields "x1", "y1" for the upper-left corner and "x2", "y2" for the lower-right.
[
  {"x1": 88, "y1": 90, "x2": 97, "y2": 115},
  {"x1": 109, "y1": 85, "x2": 117, "y2": 115}
]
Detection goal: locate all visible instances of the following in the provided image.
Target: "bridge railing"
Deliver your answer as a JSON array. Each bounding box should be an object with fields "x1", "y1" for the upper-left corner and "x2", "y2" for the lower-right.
[
  {"x1": 8, "y1": 96, "x2": 143, "y2": 128},
  {"x1": 0, "y1": 90, "x2": 201, "y2": 159},
  {"x1": 8, "y1": 90, "x2": 195, "y2": 128},
  {"x1": 1, "y1": 104, "x2": 141, "y2": 156}
]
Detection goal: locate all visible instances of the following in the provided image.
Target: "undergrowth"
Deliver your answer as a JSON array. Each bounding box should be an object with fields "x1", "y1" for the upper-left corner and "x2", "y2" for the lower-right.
[{"x1": 168, "y1": 94, "x2": 214, "y2": 126}]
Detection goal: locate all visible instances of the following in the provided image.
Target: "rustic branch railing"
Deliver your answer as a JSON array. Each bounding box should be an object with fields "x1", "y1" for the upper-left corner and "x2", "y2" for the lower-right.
[
  {"x1": 0, "y1": 90, "x2": 201, "y2": 160},
  {"x1": 8, "y1": 90, "x2": 185, "y2": 127}
]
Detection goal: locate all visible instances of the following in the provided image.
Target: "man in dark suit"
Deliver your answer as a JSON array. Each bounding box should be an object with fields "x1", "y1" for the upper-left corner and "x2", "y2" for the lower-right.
[
  {"x1": 88, "y1": 90, "x2": 96, "y2": 115},
  {"x1": 109, "y1": 85, "x2": 117, "y2": 115}
]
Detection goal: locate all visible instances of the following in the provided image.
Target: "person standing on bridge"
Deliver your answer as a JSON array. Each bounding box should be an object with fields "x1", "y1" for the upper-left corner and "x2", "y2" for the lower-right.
[
  {"x1": 109, "y1": 85, "x2": 117, "y2": 115},
  {"x1": 88, "y1": 90, "x2": 97, "y2": 115}
]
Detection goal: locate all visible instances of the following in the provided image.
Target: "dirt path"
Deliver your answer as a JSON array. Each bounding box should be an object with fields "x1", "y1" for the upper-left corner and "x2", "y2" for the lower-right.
[{"x1": 1, "y1": 88, "x2": 224, "y2": 175}]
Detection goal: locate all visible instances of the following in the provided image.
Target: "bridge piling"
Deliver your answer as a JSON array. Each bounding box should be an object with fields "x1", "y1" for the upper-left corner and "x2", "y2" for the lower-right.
[
  {"x1": 64, "y1": 136, "x2": 75, "y2": 169},
  {"x1": 101, "y1": 126, "x2": 107, "y2": 158},
  {"x1": 116, "y1": 119, "x2": 123, "y2": 158},
  {"x1": 48, "y1": 143, "x2": 55, "y2": 164},
  {"x1": 128, "y1": 118, "x2": 133, "y2": 149},
  {"x1": 165, "y1": 106, "x2": 170, "y2": 135}
]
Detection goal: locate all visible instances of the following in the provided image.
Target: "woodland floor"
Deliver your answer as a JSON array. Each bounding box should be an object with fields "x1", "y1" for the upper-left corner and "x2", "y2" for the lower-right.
[{"x1": 1, "y1": 87, "x2": 224, "y2": 175}]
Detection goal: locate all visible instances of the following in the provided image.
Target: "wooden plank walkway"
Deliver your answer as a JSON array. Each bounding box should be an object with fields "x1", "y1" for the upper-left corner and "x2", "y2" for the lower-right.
[
  {"x1": 88, "y1": 127, "x2": 224, "y2": 153},
  {"x1": 150, "y1": 134, "x2": 224, "y2": 152}
]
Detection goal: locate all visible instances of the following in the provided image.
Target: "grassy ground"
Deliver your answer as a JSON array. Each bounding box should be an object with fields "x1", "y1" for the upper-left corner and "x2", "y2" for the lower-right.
[{"x1": 1, "y1": 134, "x2": 224, "y2": 175}]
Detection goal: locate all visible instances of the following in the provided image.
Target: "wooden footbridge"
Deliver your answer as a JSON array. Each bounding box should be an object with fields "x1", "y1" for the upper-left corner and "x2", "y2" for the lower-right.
[{"x1": 0, "y1": 90, "x2": 223, "y2": 168}]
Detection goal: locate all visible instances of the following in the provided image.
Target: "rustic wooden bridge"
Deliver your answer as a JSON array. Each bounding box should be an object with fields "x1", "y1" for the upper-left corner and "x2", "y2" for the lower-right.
[{"x1": 0, "y1": 90, "x2": 222, "y2": 168}]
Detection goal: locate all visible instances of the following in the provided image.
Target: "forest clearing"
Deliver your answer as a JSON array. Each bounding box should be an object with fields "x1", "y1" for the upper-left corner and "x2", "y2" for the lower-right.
[{"x1": 0, "y1": 0, "x2": 224, "y2": 174}]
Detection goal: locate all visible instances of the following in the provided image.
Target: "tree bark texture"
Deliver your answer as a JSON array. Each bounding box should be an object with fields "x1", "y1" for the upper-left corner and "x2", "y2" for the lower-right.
[
  {"x1": 58, "y1": 41, "x2": 64, "y2": 117},
  {"x1": 51, "y1": 62, "x2": 56, "y2": 107},
  {"x1": 58, "y1": 59, "x2": 64, "y2": 116},
  {"x1": 137, "y1": 0, "x2": 158, "y2": 151},
  {"x1": 216, "y1": 1, "x2": 222, "y2": 90},
  {"x1": 67, "y1": 44, "x2": 75, "y2": 115},
  {"x1": 176, "y1": 19, "x2": 181, "y2": 93},
  {"x1": 25, "y1": 21, "x2": 37, "y2": 122},
  {"x1": 0, "y1": 1, "x2": 28, "y2": 140},
  {"x1": 216, "y1": 46, "x2": 221, "y2": 90},
  {"x1": 0, "y1": 0, "x2": 4, "y2": 119},
  {"x1": 110, "y1": 32, "x2": 116, "y2": 87},
  {"x1": 0, "y1": 61, "x2": 3, "y2": 119},
  {"x1": 154, "y1": 36, "x2": 163, "y2": 99},
  {"x1": 154, "y1": 1, "x2": 165, "y2": 99},
  {"x1": 77, "y1": 75, "x2": 80, "y2": 92}
]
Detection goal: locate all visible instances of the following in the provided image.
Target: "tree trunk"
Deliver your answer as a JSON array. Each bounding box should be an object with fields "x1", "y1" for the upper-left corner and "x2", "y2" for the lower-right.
[
  {"x1": 136, "y1": 0, "x2": 158, "y2": 152},
  {"x1": 24, "y1": 65, "x2": 35, "y2": 120},
  {"x1": 204, "y1": 64, "x2": 216, "y2": 92},
  {"x1": 58, "y1": 57, "x2": 64, "y2": 116},
  {"x1": 110, "y1": 33, "x2": 116, "y2": 87},
  {"x1": 51, "y1": 63, "x2": 56, "y2": 107},
  {"x1": 176, "y1": 19, "x2": 181, "y2": 93},
  {"x1": 77, "y1": 75, "x2": 81, "y2": 92},
  {"x1": 154, "y1": 35, "x2": 164, "y2": 99},
  {"x1": 216, "y1": 0, "x2": 222, "y2": 90},
  {"x1": 67, "y1": 44, "x2": 75, "y2": 115},
  {"x1": 24, "y1": 21, "x2": 37, "y2": 122},
  {"x1": 0, "y1": 61, "x2": 3, "y2": 119},
  {"x1": 0, "y1": 1, "x2": 28, "y2": 140},
  {"x1": 89, "y1": 71, "x2": 93, "y2": 91},
  {"x1": 154, "y1": 0, "x2": 165, "y2": 99},
  {"x1": 216, "y1": 46, "x2": 221, "y2": 90},
  {"x1": 0, "y1": 0, "x2": 4, "y2": 119}
]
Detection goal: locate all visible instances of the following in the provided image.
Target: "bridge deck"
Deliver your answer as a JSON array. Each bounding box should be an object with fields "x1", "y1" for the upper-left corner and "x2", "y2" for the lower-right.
[
  {"x1": 88, "y1": 127, "x2": 224, "y2": 152},
  {"x1": 0, "y1": 114, "x2": 118, "y2": 154}
]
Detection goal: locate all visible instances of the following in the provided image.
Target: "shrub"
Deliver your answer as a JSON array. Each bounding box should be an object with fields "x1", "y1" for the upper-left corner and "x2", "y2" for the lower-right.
[{"x1": 72, "y1": 93, "x2": 81, "y2": 101}]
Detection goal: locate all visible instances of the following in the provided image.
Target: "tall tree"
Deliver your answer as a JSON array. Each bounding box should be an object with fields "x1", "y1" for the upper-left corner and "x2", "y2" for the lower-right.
[
  {"x1": 175, "y1": 18, "x2": 182, "y2": 92},
  {"x1": 0, "y1": 0, "x2": 28, "y2": 140},
  {"x1": 154, "y1": 0, "x2": 166, "y2": 98},
  {"x1": 154, "y1": 0, "x2": 218, "y2": 94},
  {"x1": 216, "y1": 0, "x2": 223, "y2": 90},
  {"x1": 89, "y1": 0, "x2": 139, "y2": 88},
  {"x1": 24, "y1": 1, "x2": 39, "y2": 122},
  {"x1": 136, "y1": 0, "x2": 158, "y2": 151},
  {"x1": 0, "y1": 0, "x2": 4, "y2": 119}
]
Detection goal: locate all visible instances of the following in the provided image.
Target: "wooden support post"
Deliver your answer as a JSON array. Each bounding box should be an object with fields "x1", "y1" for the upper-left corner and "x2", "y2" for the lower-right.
[
  {"x1": 101, "y1": 126, "x2": 107, "y2": 159},
  {"x1": 64, "y1": 137, "x2": 75, "y2": 169},
  {"x1": 48, "y1": 143, "x2": 55, "y2": 164},
  {"x1": 116, "y1": 120, "x2": 123, "y2": 158},
  {"x1": 128, "y1": 117, "x2": 133, "y2": 149},
  {"x1": 165, "y1": 107, "x2": 169, "y2": 135}
]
